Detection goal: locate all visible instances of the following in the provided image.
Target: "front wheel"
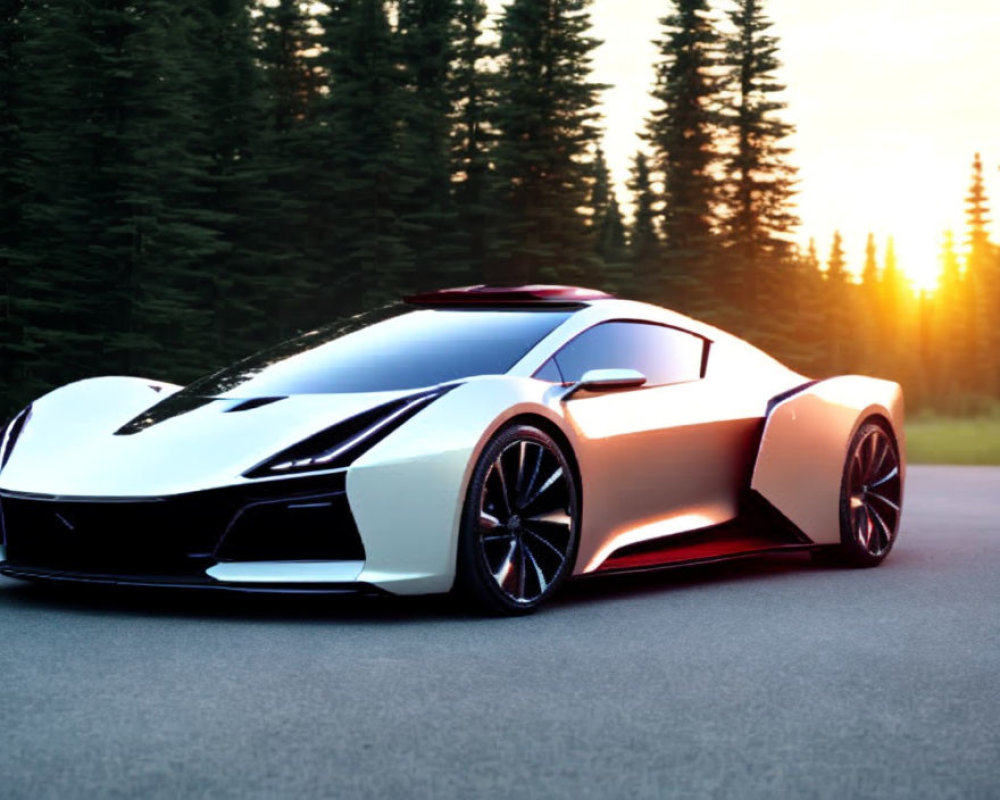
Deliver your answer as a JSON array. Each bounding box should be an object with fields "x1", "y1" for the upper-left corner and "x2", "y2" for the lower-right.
[
  {"x1": 454, "y1": 424, "x2": 579, "y2": 615},
  {"x1": 835, "y1": 420, "x2": 903, "y2": 567}
]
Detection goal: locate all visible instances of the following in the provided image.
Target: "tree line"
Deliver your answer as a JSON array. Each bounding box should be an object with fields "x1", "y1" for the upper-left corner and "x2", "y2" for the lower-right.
[{"x1": 1, "y1": 0, "x2": 997, "y2": 417}]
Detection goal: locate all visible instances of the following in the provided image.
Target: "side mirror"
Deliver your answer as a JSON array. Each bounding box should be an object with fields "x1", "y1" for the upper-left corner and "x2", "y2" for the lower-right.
[{"x1": 561, "y1": 368, "x2": 647, "y2": 401}]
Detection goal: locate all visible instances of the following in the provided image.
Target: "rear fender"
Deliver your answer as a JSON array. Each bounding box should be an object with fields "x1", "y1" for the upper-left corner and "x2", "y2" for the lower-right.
[{"x1": 750, "y1": 376, "x2": 905, "y2": 545}]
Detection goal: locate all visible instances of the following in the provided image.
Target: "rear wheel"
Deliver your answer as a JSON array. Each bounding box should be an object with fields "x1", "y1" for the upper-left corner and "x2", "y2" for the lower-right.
[
  {"x1": 835, "y1": 420, "x2": 902, "y2": 566},
  {"x1": 455, "y1": 425, "x2": 579, "y2": 615}
]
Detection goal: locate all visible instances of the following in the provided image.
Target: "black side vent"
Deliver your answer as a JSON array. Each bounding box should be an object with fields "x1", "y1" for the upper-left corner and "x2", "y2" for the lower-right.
[
  {"x1": 115, "y1": 395, "x2": 216, "y2": 435},
  {"x1": 226, "y1": 397, "x2": 286, "y2": 413},
  {"x1": 1, "y1": 406, "x2": 32, "y2": 470},
  {"x1": 244, "y1": 387, "x2": 452, "y2": 479}
]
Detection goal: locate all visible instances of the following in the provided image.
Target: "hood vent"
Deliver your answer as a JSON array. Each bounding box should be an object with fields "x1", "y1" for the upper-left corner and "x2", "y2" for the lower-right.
[
  {"x1": 115, "y1": 396, "x2": 216, "y2": 436},
  {"x1": 225, "y1": 397, "x2": 286, "y2": 413}
]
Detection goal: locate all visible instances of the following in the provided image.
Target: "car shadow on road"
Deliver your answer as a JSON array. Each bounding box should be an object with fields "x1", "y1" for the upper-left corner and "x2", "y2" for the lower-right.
[
  {"x1": 0, "y1": 577, "x2": 462, "y2": 625},
  {"x1": 0, "y1": 550, "x2": 838, "y2": 623},
  {"x1": 556, "y1": 550, "x2": 822, "y2": 606}
]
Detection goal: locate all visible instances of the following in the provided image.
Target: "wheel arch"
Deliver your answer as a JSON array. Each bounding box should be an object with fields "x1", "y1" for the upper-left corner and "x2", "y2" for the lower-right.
[{"x1": 498, "y1": 412, "x2": 583, "y2": 515}]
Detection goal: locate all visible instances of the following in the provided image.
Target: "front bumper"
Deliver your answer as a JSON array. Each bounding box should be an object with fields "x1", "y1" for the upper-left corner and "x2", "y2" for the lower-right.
[
  {"x1": 0, "y1": 473, "x2": 369, "y2": 590},
  {"x1": 0, "y1": 563, "x2": 386, "y2": 594}
]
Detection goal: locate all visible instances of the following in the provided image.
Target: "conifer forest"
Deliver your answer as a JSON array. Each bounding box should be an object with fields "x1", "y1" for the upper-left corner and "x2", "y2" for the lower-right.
[{"x1": 1, "y1": 0, "x2": 998, "y2": 417}]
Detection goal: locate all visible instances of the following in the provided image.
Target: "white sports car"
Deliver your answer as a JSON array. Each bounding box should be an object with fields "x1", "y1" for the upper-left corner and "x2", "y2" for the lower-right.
[{"x1": 0, "y1": 285, "x2": 905, "y2": 614}]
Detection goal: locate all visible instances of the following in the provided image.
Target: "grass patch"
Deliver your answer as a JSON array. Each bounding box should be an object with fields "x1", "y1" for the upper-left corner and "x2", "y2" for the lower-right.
[{"x1": 905, "y1": 414, "x2": 1000, "y2": 465}]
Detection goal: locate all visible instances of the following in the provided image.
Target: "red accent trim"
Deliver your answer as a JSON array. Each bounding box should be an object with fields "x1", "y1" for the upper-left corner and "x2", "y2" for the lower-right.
[
  {"x1": 596, "y1": 529, "x2": 791, "y2": 573},
  {"x1": 404, "y1": 285, "x2": 613, "y2": 306}
]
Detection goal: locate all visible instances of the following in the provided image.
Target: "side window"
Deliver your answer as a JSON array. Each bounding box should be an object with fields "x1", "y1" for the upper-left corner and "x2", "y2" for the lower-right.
[
  {"x1": 533, "y1": 358, "x2": 564, "y2": 384},
  {"x1": 542, "y1": 321, "x2": 706, "y2": 387}
]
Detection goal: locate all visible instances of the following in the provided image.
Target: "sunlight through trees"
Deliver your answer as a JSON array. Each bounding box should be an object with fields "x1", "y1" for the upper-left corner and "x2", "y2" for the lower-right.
[{"x1": 1, "y1": 0, "x2": 998, "y2": 417}]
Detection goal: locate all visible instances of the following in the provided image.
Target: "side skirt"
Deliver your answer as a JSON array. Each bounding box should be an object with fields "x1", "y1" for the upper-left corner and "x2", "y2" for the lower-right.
[{"x1": 588, "y1": 490, "x2": 816, "y2": 576}]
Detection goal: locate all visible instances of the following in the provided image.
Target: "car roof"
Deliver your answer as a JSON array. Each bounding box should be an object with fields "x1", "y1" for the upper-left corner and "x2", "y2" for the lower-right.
[{"x1": 404, "y1": 284, "x2": 614, "y2": 307}]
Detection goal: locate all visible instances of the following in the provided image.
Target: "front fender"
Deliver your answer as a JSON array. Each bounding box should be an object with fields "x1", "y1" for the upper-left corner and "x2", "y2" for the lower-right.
[{"x1": 346, "y1": 377, "x2": 568, "y2": 595}]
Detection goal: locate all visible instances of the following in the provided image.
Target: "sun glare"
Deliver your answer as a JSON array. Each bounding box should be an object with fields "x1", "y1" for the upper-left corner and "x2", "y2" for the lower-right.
[{"x1": 581, "y1": 0, "x2": 1000, "y2": 300}]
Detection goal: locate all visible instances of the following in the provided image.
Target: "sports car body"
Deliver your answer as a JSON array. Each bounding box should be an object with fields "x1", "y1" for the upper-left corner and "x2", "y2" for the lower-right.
[{"x1": 0, "y1": 285, "x2": 905, "y2": 614}]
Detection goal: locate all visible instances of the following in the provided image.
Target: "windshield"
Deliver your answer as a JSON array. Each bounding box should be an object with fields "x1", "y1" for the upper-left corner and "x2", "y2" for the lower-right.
[{"x1": 182, "y1": 305, "x2": 573, "y2": 396}]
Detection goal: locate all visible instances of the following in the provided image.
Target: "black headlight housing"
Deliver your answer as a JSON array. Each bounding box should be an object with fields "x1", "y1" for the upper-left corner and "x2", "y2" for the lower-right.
[
  {"x1": 0, "y1": 405, "x2": 33, "y2": 473},
  {"x1": 243, "y1": 387, "x2": 451, "y2": 479}
]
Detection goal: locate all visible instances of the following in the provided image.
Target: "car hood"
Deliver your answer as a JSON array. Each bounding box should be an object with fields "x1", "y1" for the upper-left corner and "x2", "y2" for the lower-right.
[{"x1": 0, "y1": 377, "x2": 422, "y2": 498}]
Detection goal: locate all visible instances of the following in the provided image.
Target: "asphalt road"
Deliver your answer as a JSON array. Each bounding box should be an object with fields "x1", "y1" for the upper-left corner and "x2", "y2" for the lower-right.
[{"x1": 0, "y1": 465, "x2": 997, "y2": 799}]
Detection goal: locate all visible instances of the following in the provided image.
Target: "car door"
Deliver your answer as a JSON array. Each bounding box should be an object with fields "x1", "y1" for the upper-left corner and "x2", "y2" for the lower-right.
[{"x1": 539, "y1": 321, "x2": 763, "y2": 573}]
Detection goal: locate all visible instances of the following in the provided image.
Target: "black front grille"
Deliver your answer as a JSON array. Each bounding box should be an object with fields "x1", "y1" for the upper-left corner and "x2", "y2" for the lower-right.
[{"x1": 0, "y1": 473, "x2": 364, "y2": 577}]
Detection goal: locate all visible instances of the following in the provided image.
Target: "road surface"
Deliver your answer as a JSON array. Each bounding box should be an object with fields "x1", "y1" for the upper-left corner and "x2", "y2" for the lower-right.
[{"x1": 0, "y1": 465, "x2": 997, "y2": 798}]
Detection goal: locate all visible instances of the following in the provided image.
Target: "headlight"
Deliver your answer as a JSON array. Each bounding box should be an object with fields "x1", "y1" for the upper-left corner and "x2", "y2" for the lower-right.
[
  {"x1": 244, "y1": 388, "x2": 449, "y2": 479},
  {"x1": 0, "y1": 404, "x2": 32, "y2": 473}
]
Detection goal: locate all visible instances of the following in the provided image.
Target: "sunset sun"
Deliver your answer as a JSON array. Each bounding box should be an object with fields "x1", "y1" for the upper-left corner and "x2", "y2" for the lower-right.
[{"x1": 584, "y1": 0, "x2": 1000, "y2": 292}]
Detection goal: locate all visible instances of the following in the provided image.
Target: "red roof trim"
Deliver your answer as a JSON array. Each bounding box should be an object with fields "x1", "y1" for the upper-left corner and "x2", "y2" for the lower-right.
[{"x1": 404, "y1": 285, "x2": 613, "y2": 306}]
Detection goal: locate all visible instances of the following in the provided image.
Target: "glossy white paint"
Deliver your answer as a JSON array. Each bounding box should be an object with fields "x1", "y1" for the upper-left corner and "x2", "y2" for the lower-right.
[
  {"x1": 206, "y1": 560, "x2": 364, "y2": 583},
  {"x1": 347, "y1": 376, "x2": 565, "y2": 594},
  {"x1": 0, "y1": 380, "x2": 415, "y2": 497},
  {"x1": 0, "y1": 296, "x2": 905, "y2": 596}
]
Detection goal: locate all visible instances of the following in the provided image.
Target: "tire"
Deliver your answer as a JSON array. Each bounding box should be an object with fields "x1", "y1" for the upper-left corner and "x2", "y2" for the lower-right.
[
  {"x1": 835, "y1": 419, "x2": 903, "y2": 567},
  {"x1": 454, "y1": 424, "x2": 580, "y2": 616}
]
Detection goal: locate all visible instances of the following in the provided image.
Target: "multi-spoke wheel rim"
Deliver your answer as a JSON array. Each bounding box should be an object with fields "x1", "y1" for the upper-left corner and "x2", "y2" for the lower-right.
[
  {"x1": 847, "y1": 427, "x2": 901, "y2": 557},
  {"x1": 477, "y1": 439, "x2": 576, "y2": 606}
]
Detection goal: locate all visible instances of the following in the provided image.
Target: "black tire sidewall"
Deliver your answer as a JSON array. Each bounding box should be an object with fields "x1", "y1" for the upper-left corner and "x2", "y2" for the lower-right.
[
  {"x1": 454, "y1": 424, "x2": 579, "y2": 615},
  {"x1": 838, "y1": 420, "x2": 900, "y2": 567}
]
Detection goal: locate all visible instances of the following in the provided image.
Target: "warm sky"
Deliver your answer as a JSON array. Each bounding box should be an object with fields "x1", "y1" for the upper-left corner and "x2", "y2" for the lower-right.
[{"x1": 543, "y1": 0, "x2": 1000, "y2": 289}]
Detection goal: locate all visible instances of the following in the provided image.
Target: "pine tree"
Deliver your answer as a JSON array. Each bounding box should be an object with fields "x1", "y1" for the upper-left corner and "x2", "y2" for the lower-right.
[
  {"x1": 627, "y1": 151, "x2": 659, "y2": 297},
  {"x1": 880, "y1": 237, "x2": 904, "y2": 323},
  {"x1": 876, "y1": 236, "x2": 910, "y2": 386},
  {"x1": 253, "y1": 0, "x2": 323, "y2": 336},
  {"x1": 825, "y1": 231, "x2": 852, "y2": 373},
  {"x1": 17, "y1": 1, "x2": 234, "y2": 385},
  {"x1": 780, "y1": 239, "x2": 824, "y2": 376},
  {"x1": 720, "y1": 0, "x2": 797, "y2": 329},
  {"x1": 965, "y1": 152, "x2": 991, "y2": 257},
  {"x1": 449, "y1": 0, "x2": 497, "y2": 282},
  {"x1": 963, "y1": 152, "x2": 996, "y2": 396},
  {"x1": 0, "y1": 0, "x2": 26, "y2": 414},
  {"x1": 588, "y1": 149, "x2": 629, "y2": 293},
  {"x1": 397, "y1": 0, "x2": 468, "y2": 290},
  {"x1": 491, "y1": 0, "x2": 606, "y2": 286},
  {"x1": 934, "y1": 230, "x2": 968, "y2": 406},
  {"x1": 855, "y1": 232, "x2": 880, "y2": 373},
  {"x1": 861, "y1": 232, "x2": 878, "y2": 286},
  {"x1": 645, "y1": 0, "x2": 721, "y2": 314},
  {"x1": 190, "y1": 0, "x2": 275, "y2": 363},
  {"x1": 256, "y1": 0, "x2": 321, "y2": 134},
  {"x1": 313, "y1": 0, "x2": 414, "y2": 310}
]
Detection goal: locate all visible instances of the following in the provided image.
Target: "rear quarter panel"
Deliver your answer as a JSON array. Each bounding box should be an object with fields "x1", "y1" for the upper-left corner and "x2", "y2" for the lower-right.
[{"x1": 750, "y1": 376, "x2": 906, "y2": 545}]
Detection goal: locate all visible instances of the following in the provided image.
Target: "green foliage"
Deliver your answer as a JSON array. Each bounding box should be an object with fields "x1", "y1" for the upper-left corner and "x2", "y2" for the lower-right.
[
  {"x1": 645, "y1": 0, "x2": 721, "y2": 314},
  {"x1": 717, "y1": 0, "x2": 798, "y2": 343},
  {"x1": 1, "y1": 0, "x2": 998, "y2": 424},
  {"x1": 906, "y1": 412, "x2": 1000, "y2": 465},
  {"x1": 397, "y1": 0, "x2": 471, "y2": 291},
  {"x1": 313, "y1": 0, "x2": 415, "y2": 309},
  {"x1": 0, "y1": 0, "x2": 26, "y2": 412},
  {"x1": 491, "y1": 0, "x2": 606, "y2": 286},
  {"x1": 626, "y1": 151, "x2": 659, "y2": 297},
  {"x1": 449, "y1": 0, "x2": 497, "y2": 280},
  {"x1": 588, "y1": 148, "x2": 630, "y2": 293}
]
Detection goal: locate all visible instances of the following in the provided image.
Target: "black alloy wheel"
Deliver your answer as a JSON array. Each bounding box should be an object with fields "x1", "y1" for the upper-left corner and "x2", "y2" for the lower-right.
[
  {"x1": 455, "y1": 424, "x2": 579, "y2": 615},
  {"x1": 836, "y1": 420, "x2": 903, "y2": 566}
]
